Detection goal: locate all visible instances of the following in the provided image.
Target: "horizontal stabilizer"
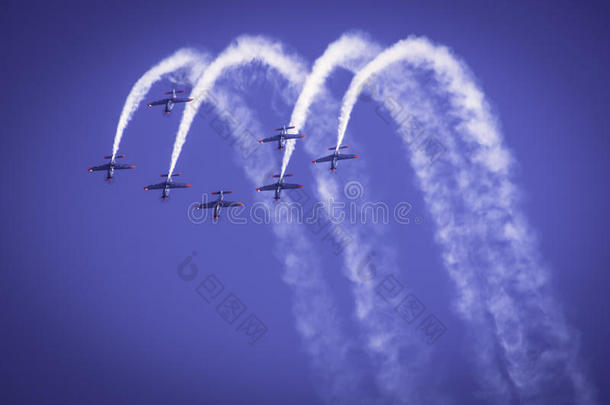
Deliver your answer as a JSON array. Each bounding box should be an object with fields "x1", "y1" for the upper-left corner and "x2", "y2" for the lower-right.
[
  {"x1": 161, "y1": 173, "x2": 182, "y2": 177},
  {"x1": 328, "y1": 145, "x2": 349, "y2": 151},
  {"x1": 165, "y1": 90, "x2": 185, "y2": 94},
  {"x1": 211, "y1": 190, "x2": 232, "y2": 195},
  {"x1": 275, "y1": 126, "x2": 295, "y2": 131},
  {"x1": 272, "y1": 174, "x2": 293, "y2": 178},
  {"x1": 104, "y1": 154, "x2": 125, "y2": 159}
]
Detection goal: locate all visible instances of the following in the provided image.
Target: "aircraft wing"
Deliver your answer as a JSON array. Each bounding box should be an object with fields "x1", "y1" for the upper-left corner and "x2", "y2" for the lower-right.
[
  {"x1": 336, "y1": 153, "x2": 359, "y2": 160},
  {"x1": 219, "y1": 200, "x2": 243, "y2": 207},
  {"x1": 284, "y1": 134, "x2": 305, "y2": 140},
  {"x1": 256, "y1": 184, "x2": 276, "y2": 192},
  {"x1": 312, "y1": 154, "x2": 334, "y2": 163},
  {"x1": 173, "y1": 97, "x2": 192, "y2": 103},
  {"x1": 147, "y1": 99, "x2": 168, "y2": 106},
  {"x1": 88, "y1": 163, "x2": 111, "y2": 172},
  {"x1": 198, "y1": 201, "x2": 218, "y2": 209},
  {"x1": 114, "y1": 163, "x2": 135, "y2": 170},
  {"x1": 259, "y1": 135, "x2": 282, "y2": 143},
  {"x1": 279, "y1": 183, "x2": 303, "y2": 190},
  {"x1": 144, "y1": 182, "x2": 166, "y2": 190},
  {"x1": 167, "y1": 182, "x2": 191, "y2": 189}
]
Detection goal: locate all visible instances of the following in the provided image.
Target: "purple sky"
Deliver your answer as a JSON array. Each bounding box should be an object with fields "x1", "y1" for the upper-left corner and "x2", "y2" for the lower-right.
[{"x1": 2, "y1": 0, "x2": 609, "y2": 403}]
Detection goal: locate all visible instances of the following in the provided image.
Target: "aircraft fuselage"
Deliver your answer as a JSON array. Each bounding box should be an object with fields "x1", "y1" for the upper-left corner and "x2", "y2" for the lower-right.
[
  {"x1": 166, "y1": 99, "x2": 174, "y2": 113},
  {"x1": 107, "y1": 165, "x2": 115, "y2": 180},
  {"x1": 278, "y1": 136, "x2": 287, "y2": 150},
  {"x1": 275, "y1": 183, "x2": 283, "y2": 200},
  {"x1": 330, "y1": 153, "x2": 341, "y2": 171}
]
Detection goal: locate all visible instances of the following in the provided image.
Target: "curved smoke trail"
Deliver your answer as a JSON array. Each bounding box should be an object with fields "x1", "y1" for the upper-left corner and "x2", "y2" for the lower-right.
[
  {"x1": 276, "y1": 33, "x2": 437, "y2": 402},
  {"x1": 167, "y1": 36, "x2": 307, "y2": 178},
  {"x1": 111, "y1": 48, "x2": 202, "y2": 159},
  {"x1": 335, "y1": 36, "x2": 596, "y2": 403},
  {"x1": 169, "y1": 39, "x2": 372, "y2": 402},
  {"x1": 279, "y1": 33, "x2": 380, "y2": 178},
  {"x1": 197, "y1": 85, "x2": 369, "y2": 403},
  {"x1": 120, "y1": 33, "x2": 596, "y2": 404},
  {"x1": 174, "y1": 35, "x2": 429, "y2": 402}
]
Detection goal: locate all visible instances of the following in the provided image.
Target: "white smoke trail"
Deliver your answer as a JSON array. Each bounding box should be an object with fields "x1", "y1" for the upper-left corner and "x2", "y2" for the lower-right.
[
  {"x1": 111, "y1": 48, "x2": 202, "y2": 159},
  {"x1": 167, "y1": 39, "x2": 375, "y2": 402},
  {"x1": 335, "y1": 36, "x2": 596, "y2": 403},
  {"x1": 267, "y1": 33, "x2": 438, "y2": 402},
  {"x1": 167, "y1": 36, "x2": 307, "y2": 178},
  {"x1": 305, "y1": 165, "x2": 438, "y2": 403},
  {"x1": 279, "y1": 33, "x2": 380, "y2": 178},
  {"x1": 196, "y1": 85, "x2": 369, "y2": 403},
  {"x1": 201, "y1": 36, "x2": 428, "y2": 402}
]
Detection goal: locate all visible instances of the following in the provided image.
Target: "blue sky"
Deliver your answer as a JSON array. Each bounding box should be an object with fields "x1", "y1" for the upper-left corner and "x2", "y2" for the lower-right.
[{"x1": 2, "y1": 0, "x2": 609, "y2": 403}]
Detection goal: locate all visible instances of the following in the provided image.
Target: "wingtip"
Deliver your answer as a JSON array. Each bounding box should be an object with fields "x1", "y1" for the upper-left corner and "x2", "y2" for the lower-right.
[
  {"x1": 186, "y1": 184, "x2": 192, "y2": 188},
  {"x1": 144, "y1": 187, "x2": 148, "y2": 190},
  {"x1": 130, "y1": 165, "x2": 136, "y2": 169},
  {"x1": 354, "y1": 155, "x2": 360, "y2": 158},
  {"x1": 298, "y1": 185, "x2": 303, "y2": 189}
]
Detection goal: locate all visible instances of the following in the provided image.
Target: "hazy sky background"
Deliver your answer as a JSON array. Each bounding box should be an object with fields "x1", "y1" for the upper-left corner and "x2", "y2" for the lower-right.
[{"x1": 2, "y1": 0, "x2": 609, "y2": 403}]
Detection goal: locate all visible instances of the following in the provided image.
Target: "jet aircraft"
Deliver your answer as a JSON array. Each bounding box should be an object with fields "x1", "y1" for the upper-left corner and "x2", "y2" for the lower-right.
[
  {"x1": 312, "y1": 145, "x2": 359, "y2": 171},
  {"x1": 256, "y1": 174, "x2": 303, "y2": 201},
  {"x1": 144, "y1": 173, "x2": 191, "y2": 200},
  {"x1": 87, "y1": 154, "x2": 135, "y2": 181},
  {"x1": 258, "y1": 125, "x2": 305, "y2": 151},
  {"x1": 195, "y1": 190, "x2": 243, "y2": 221},
  {"x1": 146, "y1": 89, "x2": 193, "y2": 115}
]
